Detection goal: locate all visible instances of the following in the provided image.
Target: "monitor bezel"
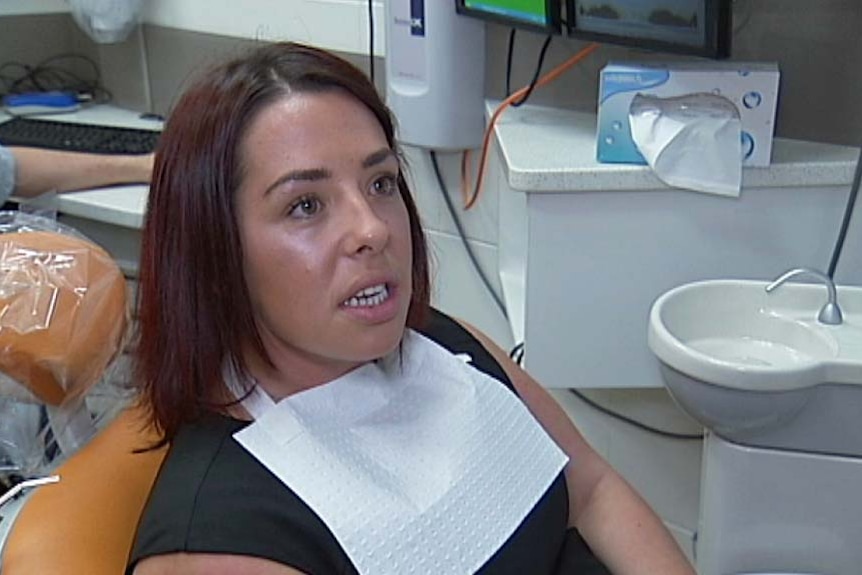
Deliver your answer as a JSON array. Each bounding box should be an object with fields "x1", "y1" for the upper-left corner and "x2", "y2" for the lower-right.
[
  {"x1": 565, "y1": 0, "x2": 732, "y2": 59},
  {"x1": 455, "y1": 0, "x2": 564, "y2": 35}
]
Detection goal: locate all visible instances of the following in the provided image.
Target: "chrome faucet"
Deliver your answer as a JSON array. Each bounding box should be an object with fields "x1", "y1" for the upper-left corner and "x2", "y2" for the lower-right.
[{"x1": 765, "y1": 267, "x2": 844, "y2": 325}]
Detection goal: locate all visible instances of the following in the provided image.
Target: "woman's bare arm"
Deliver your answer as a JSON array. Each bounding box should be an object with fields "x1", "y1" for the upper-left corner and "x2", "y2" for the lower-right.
[
  {"x1": 9, "y1": 147, "x2": 153, "y2": 197},
  {"x1": 458, "y1": 320, "x2": 695, "y2": 575},
  {"x1": 134, "y1": 553, "x2": 307, "y2": 575}
]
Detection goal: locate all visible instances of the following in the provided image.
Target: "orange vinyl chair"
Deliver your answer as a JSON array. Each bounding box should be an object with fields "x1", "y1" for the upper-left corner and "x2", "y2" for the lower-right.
[
  {"x1": 0, "y1": 227, "x2": 167, "y2": 574},
  {"x1": 1, "y1": 404, "x2": 167, "y2": 575}
]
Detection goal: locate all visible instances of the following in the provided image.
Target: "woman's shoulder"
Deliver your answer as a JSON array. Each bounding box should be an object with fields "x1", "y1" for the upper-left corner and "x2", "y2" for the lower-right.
[
  {"x1": 130, "y1": 411, "x2": 352, "y2": 574},
  {"x1": 130, "y1": 413, "x2": 245, "y2": 557}
]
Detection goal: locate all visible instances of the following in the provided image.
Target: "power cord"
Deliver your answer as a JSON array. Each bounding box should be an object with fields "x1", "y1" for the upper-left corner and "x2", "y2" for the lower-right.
[
  {"x1": 510, "y1": 34, "x2": 554, "y2": 108},
  {"x1": 0, "y1": 53, "x2": 110, "y2": 104},
  {"x1": 505, "y1": 28, "x2": 517, "y2": 97},
  {"x1": 567, "y1": 388, "x2": 705, "y2": 441},
  {"x1": 430, "y1": 150, "x2": 508, "y2": 320},
  {"x1": 510, "y1": 340, "x2": 704, "y2": 441},
  {"x1": 826, "y1": 143, "x2": 861, "y2": 279},
  {"x1": 508, "y1": 341, "x2": 524, "y2": 363},
  {"x1": 504, "y1": 29, "x2": 553, "y2": 106},
  {"x1": 367, "y1": 0, "x2": 375, "y2": 84}
]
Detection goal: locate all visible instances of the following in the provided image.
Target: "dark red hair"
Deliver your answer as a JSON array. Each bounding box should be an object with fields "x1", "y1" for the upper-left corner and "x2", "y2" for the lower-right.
[{"x1": 134, "y1": 42, "x2": 430, "y2": 442}]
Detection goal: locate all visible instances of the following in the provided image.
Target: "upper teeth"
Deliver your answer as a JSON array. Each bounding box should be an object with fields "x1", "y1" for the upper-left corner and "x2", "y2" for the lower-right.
[{"x1": 344, "y1": 284, "x2": 389, "y2": 308}]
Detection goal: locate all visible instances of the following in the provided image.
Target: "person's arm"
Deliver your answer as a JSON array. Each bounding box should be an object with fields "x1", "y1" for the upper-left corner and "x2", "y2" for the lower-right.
[
  {"x1": 134, "y1": 553, "x2": 306, "y2": 575},
  {"x1": 458, "y1": 320, "x2": 695, "y2": 575},
  {"x1": 9, "y1": 146, "x2": 154, "y2": 198}
]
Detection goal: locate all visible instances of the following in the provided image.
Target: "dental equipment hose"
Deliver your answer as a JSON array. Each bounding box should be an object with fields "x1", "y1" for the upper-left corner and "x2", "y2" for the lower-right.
[{"x1": 827, "y1": 143, "x2": 861, "y2": 279}]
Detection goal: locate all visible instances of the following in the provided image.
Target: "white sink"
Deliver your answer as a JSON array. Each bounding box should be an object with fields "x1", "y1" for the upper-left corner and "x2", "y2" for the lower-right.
[{"x1": 648, "y1": 279, "x2": 862, "y2": 455}]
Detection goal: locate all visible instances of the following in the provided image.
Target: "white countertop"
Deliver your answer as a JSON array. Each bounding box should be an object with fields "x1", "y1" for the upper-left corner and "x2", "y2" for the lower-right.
[
  {"x1": 54, "y1": 185, "x2": 148, "y2": 229},
  {"x1": 489, "y1": 101, "x2": 860, "y2": 193}
]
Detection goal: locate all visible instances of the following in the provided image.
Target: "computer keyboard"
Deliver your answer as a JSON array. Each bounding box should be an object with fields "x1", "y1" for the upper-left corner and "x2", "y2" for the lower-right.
[{"x1": 0, "y1": 117, "x2": 160, "y2": 155}]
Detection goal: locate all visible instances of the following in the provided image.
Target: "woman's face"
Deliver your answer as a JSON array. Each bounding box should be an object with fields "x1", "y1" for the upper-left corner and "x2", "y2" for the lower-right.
[{"x1": 236, "y1": 90, "x2": 413, "y2": 396}]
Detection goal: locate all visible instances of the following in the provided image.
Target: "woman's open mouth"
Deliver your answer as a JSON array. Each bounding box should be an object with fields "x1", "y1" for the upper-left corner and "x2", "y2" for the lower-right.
[{"x1": 342, "y1": 283, "x2": 390, "y2": 308}]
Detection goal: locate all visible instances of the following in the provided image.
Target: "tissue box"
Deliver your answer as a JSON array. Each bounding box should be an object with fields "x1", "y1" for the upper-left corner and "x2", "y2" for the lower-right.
[{"x1": 597, "y1": 61, "x2": 780, "y2": 166}]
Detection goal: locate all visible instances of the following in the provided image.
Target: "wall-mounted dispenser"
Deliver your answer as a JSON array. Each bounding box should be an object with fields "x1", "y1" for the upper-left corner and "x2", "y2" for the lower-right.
[{"x1": 384, "y1": 0, "x2": 486, "y2": 151}]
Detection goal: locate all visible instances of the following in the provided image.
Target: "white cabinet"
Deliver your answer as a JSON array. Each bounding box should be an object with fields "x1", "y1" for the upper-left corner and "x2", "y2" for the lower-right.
[{"x1": 491, "y1": 102, "x2": 862, "y2": 389}]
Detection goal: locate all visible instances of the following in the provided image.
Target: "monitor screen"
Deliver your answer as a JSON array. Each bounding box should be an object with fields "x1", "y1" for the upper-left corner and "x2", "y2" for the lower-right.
[
  {"x1": 567, "y1": 0, "x2": 731, "y2": 58},
  {"x1": 455, "y1": 0, "x2": 563, "y2": 34}
]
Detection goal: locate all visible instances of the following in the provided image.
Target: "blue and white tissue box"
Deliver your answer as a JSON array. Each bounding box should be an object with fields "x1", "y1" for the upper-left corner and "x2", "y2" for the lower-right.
[{"x1": 597, "y1": 61, "x2": 780, "y2": 167}]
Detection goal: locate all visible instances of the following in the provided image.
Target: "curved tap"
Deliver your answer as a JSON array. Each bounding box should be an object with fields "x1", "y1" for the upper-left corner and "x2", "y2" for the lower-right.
[{"x1": 765, "y1": 267, "x2": 843, "y2": 325}]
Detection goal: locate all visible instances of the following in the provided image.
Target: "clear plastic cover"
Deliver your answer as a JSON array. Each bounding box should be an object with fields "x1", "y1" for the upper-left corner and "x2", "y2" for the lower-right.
[{"x1": 0, "y1": 212, "x2": 129, "y2": 488}]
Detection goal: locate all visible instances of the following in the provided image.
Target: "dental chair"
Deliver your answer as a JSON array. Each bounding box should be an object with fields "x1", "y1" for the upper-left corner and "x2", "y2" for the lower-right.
[
  {"x1": 0, "y1": 219, "x2": 167, "y2": 574},
  {"x1": 1, "y1": 404, "x2": 165, "y2": 574}
]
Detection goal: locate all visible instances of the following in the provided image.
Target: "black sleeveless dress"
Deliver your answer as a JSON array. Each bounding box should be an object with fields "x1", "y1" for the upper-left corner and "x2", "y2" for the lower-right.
[{"x1": 128, "y1": 309, "x2": 609, "y2": 574}]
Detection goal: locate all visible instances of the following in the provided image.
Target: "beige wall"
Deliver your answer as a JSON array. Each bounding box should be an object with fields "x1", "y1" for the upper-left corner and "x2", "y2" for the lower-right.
[
  {"x1": 0, "y1": 14, "x2": 97, "y2": 94},
  {"x1": 482, "y1": 0, "x2": 862, "y2": 146},
  {"x1": 4, "y1": 2, "x2": 860, "y2": 146}
]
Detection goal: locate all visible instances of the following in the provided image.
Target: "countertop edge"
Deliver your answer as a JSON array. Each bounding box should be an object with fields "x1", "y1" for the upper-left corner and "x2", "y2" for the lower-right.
[{"x1": 488, "y1": 101, "x2": 859, "y2": 194}]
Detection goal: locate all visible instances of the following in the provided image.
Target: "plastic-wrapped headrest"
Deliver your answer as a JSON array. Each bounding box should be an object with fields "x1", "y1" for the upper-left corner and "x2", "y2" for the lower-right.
[{"x1": 0, "y1": 219, "x2": 127, "y2": 406}]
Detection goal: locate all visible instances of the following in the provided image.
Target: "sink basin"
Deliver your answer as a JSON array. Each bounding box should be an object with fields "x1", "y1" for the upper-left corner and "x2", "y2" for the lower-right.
[{"x1": 648, "y1": 279, "x2": 862, "y2": 456}]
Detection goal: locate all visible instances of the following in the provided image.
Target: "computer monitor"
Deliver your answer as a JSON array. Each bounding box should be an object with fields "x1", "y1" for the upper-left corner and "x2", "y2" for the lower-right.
[
  {"x1": 566, "y1": 0, "x2": 731, "y2": 58},
  {"x1": 455, "y1": 0, "x2": 563, "y2": 34}
]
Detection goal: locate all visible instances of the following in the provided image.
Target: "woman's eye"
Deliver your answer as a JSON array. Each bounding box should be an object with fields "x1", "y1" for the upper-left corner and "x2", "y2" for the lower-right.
[
  {"x1": 287, "y1": 195, "x2": 322, "y2": 218},
  {"x1": 371, "y1": 174, "x2": 399, "y2": 197}
]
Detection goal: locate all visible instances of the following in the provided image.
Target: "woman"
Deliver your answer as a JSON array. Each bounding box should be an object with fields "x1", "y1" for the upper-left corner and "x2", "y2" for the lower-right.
[{"x1": 128, "y1": 42, "x2": 694, "y2": 575}]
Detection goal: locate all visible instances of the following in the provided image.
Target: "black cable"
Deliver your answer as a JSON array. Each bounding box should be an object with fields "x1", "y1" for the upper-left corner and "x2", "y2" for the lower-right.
[
  {"x1": 510, "y1": 34, "x2": 553, "y2": 108},
  {"x1": 429, "y1": 150, "x2": 508, "y2": 320},
  {"x1": 0, "y1": 53, "x2": 110, "y2": 103},
  {"x1": 367, "y1": 0, "x2": 375, "y2": 84},
  {"x1": 508, "y1": 341, "x2": 524, "y2": 361},
  {"x1": 826, "y1": 144, "x2": 861, "y2": 278},
  {"x1": 568, "y1": 388, "x2": 705, "y2": 440},
  {"x1": 0, "y1": 62, "x2": 33, "y2": 95},
  {"x1": 505, "y1": 28, "x2": 517, "y2": 97},
  {"x1": 510, "y1": 340, "x2": 703, "y2": 440},
  {"x1": 37, "y1": 53, "x2": 101, "y2": 83}
]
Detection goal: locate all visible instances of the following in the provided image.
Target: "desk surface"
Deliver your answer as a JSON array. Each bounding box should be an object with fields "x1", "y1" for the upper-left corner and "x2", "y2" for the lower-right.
[
  {"x1": 2, "y1": 105, "x2": 159, "y2": 230},
  {"x1": 53, "y1": 185, "x2": 148, "y2": 230}
]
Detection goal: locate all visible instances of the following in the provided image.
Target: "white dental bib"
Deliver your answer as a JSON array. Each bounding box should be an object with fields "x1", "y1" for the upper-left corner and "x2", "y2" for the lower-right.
[{"x1": 232, "y1": 330, "x2": 568, "y2": 575}]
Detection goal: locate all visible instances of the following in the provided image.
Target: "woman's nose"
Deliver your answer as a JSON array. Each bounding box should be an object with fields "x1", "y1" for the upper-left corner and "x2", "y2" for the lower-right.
[{"x1": 343, "y1": 194, "x2": 389, "y2": 255}]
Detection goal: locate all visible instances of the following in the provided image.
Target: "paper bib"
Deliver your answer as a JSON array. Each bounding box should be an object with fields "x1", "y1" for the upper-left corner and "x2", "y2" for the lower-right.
[{"x1": 232, "y1": 330, "x2": 568, "y2": 575}]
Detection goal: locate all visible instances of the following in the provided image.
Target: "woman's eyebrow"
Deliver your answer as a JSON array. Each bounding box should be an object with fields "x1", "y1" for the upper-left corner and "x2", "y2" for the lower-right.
[
  {"x1": 263, "y1": 168, "x2": 330, "y2": 196},
  {"x1": 363, "y1": 148, "x2": 396, "y2": 169},
  {"x1": 262, "y1": 149, "x2": 395, "y2": 196}
]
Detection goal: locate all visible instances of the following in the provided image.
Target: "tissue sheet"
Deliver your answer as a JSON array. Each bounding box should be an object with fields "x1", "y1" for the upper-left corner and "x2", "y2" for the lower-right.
[
  {"x1": 233, "y1": 331, "x2": 568, "y2": 575},
  {"x1": 629, "y1": 92, "x2": 742, "y2": 197}
]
